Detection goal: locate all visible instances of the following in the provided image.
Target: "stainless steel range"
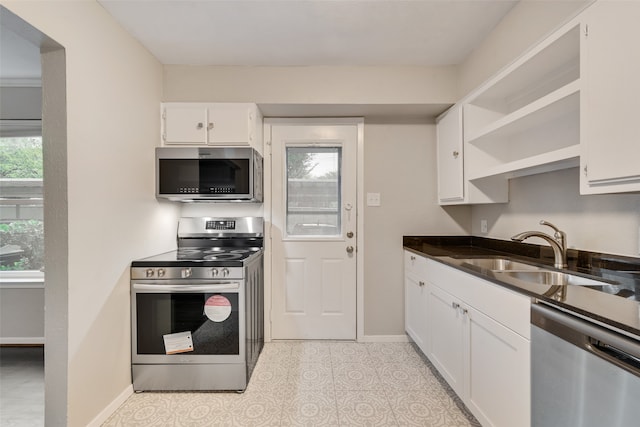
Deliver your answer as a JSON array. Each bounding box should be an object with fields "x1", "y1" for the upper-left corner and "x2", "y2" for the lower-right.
[{"x1": 130, "y1": 217, "x2": 263, "y2": 391}]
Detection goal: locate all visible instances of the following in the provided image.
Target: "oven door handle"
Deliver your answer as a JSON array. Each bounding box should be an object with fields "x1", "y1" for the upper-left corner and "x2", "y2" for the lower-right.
[{"x1": 132, "y1": 282, "x2": 240, "y2": 293}]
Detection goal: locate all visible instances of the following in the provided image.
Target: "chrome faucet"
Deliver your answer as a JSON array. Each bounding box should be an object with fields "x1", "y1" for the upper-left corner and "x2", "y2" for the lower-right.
[{"x1": 511, "y1": 220, "x2": 568, "y2": 269}]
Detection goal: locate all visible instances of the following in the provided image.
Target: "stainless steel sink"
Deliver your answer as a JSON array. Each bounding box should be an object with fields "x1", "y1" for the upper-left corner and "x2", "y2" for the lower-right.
[
  {"x1": 492, "y1": 270, "x2": 606, "y2": 287},
  {"x1": 458, "y1": 257, "x2": 543, "y2": 272}
]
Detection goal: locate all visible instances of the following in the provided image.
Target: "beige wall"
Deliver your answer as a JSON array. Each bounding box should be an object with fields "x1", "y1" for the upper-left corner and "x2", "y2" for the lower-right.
[
  {"x1": 0, "y1": 287, "x2": 44, "y2": 341},
  {"x1": 363, "y1": 122, "x2": 469, "y2": 336},
  {"x1": 163, "y1": 65, "x2": 457, "y2": 105},
  {"x1": 460, "y1": 0, "x2": 640, "y2": 258},
  {"x1": 1, "y1": 1, "x2": 180, "y2": 426},
  {"x1": 471, "y1": 169, "x2": 640, "y2": 257}
]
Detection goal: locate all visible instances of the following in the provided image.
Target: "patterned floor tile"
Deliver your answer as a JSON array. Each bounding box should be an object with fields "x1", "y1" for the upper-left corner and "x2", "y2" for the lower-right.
[
  {"x1": 171, "y1": 393, "x2": 238, "y2": 427},
  {"x1": 329, "y1": 342, "x2": 373, "y2": 363},
  {"x1": 102, "y1": 392, "x2": 176, "y2": 426},
  {"x1": 247, "y1": 363, "x2": 289, "y2": 392},
  {"x1": 287, "y1": 362, "x2": 334, "y2": 390},
  {"x1": 365, "y1": 342, "x2": 414, "y2": 363},
  {"x1": 289, "y1": 341, "x2": 332, "y2": 364},
  {"x1": 102, "y1": 341, "x2": 480, "y2": 426},
  {"x1": 281, "y1": 388, "x2": 339, "y2": 426},
  {"x1": 387, "y1": 390, "x2": 480, "y2": 427},
  {"x1": 333, "y1": 362, "x2": 382, "y2": 391},
  {"x1": 226, "y1": 389, "x2": 285, "y2": 427},
  {"x1": 376, "y1": 362, "x2": 433, "y2": 391},
  {"x1": 336, "y1": 390, "x2": 398, "y2": 427},
  {"x1": 256, "y1": 342, "x2": 295, "y2": 366}
]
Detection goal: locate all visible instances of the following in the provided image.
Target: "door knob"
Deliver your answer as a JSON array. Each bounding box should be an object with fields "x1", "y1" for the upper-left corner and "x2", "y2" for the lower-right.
[
  {"x1": 346, "y1": 246, "x2": 354, "y2": 254},
  {"x1": 347, "y1": 231, "x2": 354, "y2": 238}
]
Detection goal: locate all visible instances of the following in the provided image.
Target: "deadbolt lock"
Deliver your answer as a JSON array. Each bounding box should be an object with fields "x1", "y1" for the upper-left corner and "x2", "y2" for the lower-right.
[{"x1": 347, "y1": 231, "x2": 354, "y2": 238}]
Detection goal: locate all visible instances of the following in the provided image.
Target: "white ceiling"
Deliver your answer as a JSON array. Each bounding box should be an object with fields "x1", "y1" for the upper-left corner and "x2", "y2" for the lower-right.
[{"x1": 96, "y1": 0, "x2": 518, "y2": 67}]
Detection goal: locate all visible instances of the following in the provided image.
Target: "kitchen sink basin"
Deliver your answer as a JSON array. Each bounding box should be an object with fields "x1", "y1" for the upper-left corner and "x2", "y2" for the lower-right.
[
  {"x1": 492, "y1": 270, "x2": 606, "y2": 287},
  {"x1": 458, "y1": 257, "x2": 544, "y2": 272}
]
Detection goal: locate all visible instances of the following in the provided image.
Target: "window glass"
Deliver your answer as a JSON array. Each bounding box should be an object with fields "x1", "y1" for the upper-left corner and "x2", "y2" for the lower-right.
[
  {"x1": 286, "y1": 147, "x2": 341, "y2": 237},
  {"x1": 0, "y1": 136, "x2": 44, "y2": 272}
]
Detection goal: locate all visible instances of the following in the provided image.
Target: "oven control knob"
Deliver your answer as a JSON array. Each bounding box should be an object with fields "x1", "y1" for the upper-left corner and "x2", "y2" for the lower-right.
[
  {"x1": 181, "y1": 268, "x2": 192, "y2": 278},
  {"x1": 145, "y1": 269, "x2": 154, "y2": 278},
  {"x1": 210, "y1": 268, "x2": 219, "y2": 277},
  {"x1": 157, "y1": 268, "x2": 165, "y2": 278},
  {"x1": 221, "y1": 268, "x2": 229, "y2": 277}
]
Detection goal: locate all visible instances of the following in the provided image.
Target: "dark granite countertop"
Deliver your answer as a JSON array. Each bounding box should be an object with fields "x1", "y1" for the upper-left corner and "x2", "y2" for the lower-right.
[{"x1": 403, "y1": 236, "x2": 640, "y2": 338}]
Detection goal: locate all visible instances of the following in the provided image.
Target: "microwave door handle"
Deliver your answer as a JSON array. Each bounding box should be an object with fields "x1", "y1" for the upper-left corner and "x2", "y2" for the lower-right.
[{"x1": 132, "y1": 283, "x2": 240, "y2": 293}]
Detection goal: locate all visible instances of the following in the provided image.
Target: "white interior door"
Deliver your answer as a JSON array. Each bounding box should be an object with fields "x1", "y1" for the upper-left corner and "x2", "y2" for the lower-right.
[{"x1": 270, "y1": 122, "x2": 358, "y2": 340}]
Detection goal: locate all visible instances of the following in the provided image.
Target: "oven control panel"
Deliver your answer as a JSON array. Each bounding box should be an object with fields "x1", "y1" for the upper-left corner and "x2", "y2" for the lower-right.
[{"x1": 131, "y1": 266, "x2": 243, "y2": 280}]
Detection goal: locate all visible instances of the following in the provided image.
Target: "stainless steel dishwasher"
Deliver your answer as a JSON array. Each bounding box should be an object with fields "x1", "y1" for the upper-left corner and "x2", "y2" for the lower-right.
[{"x1": 531, "y1": 303, "x2": 640, "y2": 427}]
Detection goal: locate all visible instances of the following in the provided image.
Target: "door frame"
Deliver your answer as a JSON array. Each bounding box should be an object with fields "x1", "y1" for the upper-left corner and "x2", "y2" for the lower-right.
[{"x1": 263, "y1": 117, "x2": 364, "y2": 342}]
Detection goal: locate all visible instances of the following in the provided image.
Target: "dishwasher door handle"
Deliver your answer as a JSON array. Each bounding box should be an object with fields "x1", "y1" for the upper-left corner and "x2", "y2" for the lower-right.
[{"x1": 532, "y1": 303, "x2": 640, "y2": 377}]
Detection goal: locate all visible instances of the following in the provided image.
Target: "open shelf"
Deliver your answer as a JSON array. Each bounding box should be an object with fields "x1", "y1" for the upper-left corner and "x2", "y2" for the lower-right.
[
  {"x1": 466, "y1": 80, "x2": 580, "y2": 146},
  {"x1": 468, "y1": 145, "x2": 580, "y2": 181}
]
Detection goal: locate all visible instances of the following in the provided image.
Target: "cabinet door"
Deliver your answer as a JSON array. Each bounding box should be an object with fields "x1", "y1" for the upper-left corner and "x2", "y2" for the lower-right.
[
  {"x1": 163, "y1": 106, "x2": 208, "y2": 144},
  {"x1": 405, "y1": 272, "x2": 429, "y2": 354},
  {"x1": 427, "y1": 284, "x2": 464, "y2": 396},
  {"x1": 207, "y1": 104, "x2": 252, "y2": 144},
  {"x1": 436, "y1": 105, "x2": 464, "y2": 202},
  {"x1": 404, "y1": 251, "x2": 429, "y2": 353},
  {"x1": 581, "y1": 1, "x2": 640, "y2": 194},
  {"x1": 466, "y1": 305, "x2": 530, "y2": 427}
]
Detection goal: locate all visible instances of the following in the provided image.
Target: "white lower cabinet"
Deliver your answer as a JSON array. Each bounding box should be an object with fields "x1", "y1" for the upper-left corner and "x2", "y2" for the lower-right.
[
  {"x1": 404, "y1": 251, "x2": 429, "y2": 354},
  {"x1": 405, "y1": 252, "x2": 531, "y2": 427},
  {"x1": 465, "y1": 304, "x2": 530, "y2": 427},
  {"x1": 428, "y1": 284, "x2": 465, "y2": 397}
]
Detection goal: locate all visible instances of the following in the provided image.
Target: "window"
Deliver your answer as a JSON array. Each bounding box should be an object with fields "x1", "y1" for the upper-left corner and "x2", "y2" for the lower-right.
[
  {"x1": 0, "y1": 136, "x2": 44, "y2": 274},
  {"x1": 286, "y1": 147, "x2": 342, "y2": 237}
]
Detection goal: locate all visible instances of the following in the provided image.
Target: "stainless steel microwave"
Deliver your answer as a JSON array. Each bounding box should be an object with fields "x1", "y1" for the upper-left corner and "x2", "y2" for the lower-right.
[{"x1": 156, "y1": 147, "x2": 263, "y2": 202}]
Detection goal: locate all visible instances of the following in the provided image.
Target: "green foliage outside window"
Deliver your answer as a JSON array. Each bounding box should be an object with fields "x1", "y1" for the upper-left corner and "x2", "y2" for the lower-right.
[
  {"x1": 0, "y1": 137, "x2": 43, "y2": 178},
  {"x1": 0, "y1": 137, "x2": 44, "y2": 272},
  {"x1": 0, "y1": 220, "x2": 44, "y2": 271}
]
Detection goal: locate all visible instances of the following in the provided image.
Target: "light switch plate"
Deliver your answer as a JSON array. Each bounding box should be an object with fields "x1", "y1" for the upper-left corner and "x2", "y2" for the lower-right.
[
  {"x1": 480, "y1": 219, "x2": 488, "y2": 234},
  {"x1": 367, "y1": 192, "x2": 381, "y2": 206}
]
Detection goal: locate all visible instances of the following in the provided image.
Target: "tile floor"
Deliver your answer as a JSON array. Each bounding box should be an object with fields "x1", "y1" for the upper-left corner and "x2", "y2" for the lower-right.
[
  {"x1": 0, "y1": 346, "x2": 45, "y2": 427},
  {"x1": 104, "y1": 342, "x2": 480, "y2": 426}
]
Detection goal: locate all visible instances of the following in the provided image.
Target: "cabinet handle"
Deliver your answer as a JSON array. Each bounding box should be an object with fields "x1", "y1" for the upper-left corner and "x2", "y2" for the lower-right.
[
  {"x1": 462, "y1": 308, "x2": 468, "y2": 315},
  {"x1": 197, "y1": 122, "x2": 204, "y2": 129},
  {"x1": 452, "y1": 150, "x2": 459, "y2": 159},
  {"x1": 410, "y1": 255, "x2": 416, "y2": 261},
  {"x1": 207, "y1": 122, "x2": 214, "y2": 130},
  {"x1": 452, "y1": 302, "x2": 460, "y2": 309},
  {"x1": 419, "y1": 281, "x2": 425, "y2": 287}
]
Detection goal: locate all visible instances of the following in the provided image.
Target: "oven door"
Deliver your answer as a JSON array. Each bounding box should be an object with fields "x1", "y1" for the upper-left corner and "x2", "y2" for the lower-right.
[{"x1": 132, "y1": 280, "x2": 244, "y2": 364}]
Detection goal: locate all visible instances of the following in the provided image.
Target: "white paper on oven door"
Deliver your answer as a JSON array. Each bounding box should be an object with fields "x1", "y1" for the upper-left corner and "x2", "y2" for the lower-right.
[{"x1": 163, "y1": 331, "x2": 194, "y2": 354}]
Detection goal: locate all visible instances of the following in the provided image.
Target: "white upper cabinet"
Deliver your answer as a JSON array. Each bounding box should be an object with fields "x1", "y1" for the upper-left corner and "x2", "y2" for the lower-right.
[
  {"x1": 580, "y1": 0, "x2": 640, "y2": 194},
  {"x1": 437, "y1": 104, "x2": 508, "y2": 205},
  {"x1": 162, "y1": 103, "x2": 263, "y2": 154},
  {"x1": 463, "y1": 20, "x2": 581, "y2": 185},
  {"x1": 437, "y1": 105, "x2": 465, "y2": 203}
]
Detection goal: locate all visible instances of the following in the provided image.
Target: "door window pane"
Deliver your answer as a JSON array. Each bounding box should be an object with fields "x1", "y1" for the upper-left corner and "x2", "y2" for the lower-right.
[{"x1": 286, "y1": 147, "x2": 341, "y2": 236}]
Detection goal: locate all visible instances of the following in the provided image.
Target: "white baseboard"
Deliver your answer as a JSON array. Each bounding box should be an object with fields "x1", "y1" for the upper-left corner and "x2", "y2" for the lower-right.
[
  {"x1": 0, "y1": 337, "x2": 45, "y2": 345},
  {"x1": 87, "y1": 384, "x2": 133, "y2": 427},
  {"x1": 358, "y1": 334, "x2": 411, "y2": 343}
]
